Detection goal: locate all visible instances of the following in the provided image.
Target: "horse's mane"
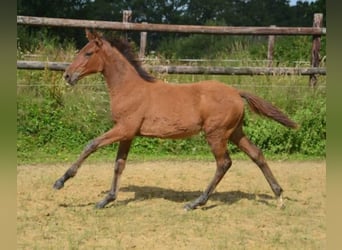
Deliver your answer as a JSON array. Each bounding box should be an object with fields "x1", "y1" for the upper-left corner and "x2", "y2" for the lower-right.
[{"x1": 107, "y1": 37, "x2": 156, "y2": 83}]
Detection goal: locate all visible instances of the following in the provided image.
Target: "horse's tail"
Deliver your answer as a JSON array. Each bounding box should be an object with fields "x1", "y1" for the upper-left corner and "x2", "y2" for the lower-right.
[{"x1": 239, "y1": 91, "x2": 298, "y2": 129}]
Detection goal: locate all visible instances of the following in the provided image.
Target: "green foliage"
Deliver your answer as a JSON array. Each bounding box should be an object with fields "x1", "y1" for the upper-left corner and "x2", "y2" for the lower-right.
[
  {"x1": 292, "y1": 93, "x2": 326, "y2": 155},
  {"x1": 17, "y1": 0, "x2": 326, "y2": 51},
  {"x1": 17, "y1": 34, "x2": 326, "y2": 164},
  {"x1": 273, "y1": 36, "x2": 326, "y2": 65},
  {"x1": 17, "y1": 70, "x2": 115, "y2": 162},
  {"x1": 244, "y1": 94, "x2": 326, "y2": 156},
  {"x1": 158, "y1": 34, "x2": 261, "y2": 60},
  {"x1": 17, "y1": 72, "x2": 326, "y2": 164},
  {"x1": 17, "y1": 26, "x2": 76, "y2": 55},
  {"x1": 157, "y1": 34, "x2": 327, "y2": 65}
]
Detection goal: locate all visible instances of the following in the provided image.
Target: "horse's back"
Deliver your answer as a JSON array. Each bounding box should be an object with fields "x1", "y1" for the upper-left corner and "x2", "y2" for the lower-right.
[
  {"x1": 148, "y1": 80, "x2": 243, "y2": 114},
  {"x1": 139, "y1": 80, "x2": 244, "y2": 138},
  {"x1": 139, "y1": 81, "x2": 203, "y2": 138}
]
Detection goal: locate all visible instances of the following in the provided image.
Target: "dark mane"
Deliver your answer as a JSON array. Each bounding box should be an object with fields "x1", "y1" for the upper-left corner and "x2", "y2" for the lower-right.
[{"x1": 107, "y1": 38, "x2": 156, "y2": 83}]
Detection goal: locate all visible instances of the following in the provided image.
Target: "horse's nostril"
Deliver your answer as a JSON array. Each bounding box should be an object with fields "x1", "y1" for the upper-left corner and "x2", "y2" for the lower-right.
[{"x1": 63, "y1": 73, "x2": 70, "y2": 80}]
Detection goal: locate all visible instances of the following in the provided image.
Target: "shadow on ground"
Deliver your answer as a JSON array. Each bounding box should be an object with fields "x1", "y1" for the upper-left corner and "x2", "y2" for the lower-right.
[
  {"x1": 120, "y1": 185, "x2": 275, "y2": 207},
  {"x1": 59, "y1": 185, "x2": 278, "y2": 209}
]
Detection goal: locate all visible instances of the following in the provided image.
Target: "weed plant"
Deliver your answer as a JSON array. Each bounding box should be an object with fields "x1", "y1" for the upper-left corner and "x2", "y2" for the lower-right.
[{"x1": 17, "y1": 34, "x2": 326, "y2": 164}]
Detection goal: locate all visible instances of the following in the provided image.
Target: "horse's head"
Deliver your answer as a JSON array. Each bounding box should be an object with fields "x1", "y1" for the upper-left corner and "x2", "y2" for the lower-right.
[{"x1": 64, "y1": 29, "x2": 105, "y2": 85}]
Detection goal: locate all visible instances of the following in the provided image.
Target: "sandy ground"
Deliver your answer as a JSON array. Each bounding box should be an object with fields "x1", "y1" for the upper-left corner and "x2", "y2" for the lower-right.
[{"x1": 17, "y1": 160, "x2": 326, "y2": 249}]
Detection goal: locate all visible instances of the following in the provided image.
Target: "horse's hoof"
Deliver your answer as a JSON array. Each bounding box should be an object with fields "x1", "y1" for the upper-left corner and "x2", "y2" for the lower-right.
[
  {"x1": 183, "y1": 203, "x2": 195, "y2": 211},
  {"x1": 95, "y1": 201, "x2": 107, "y2": 209},
  {"x1": 277, "y1": 195, "x2": 285, "y2": 209},
  {"x1": 278, "y1": 202, "x2": 286, "y2": 210},
  {"x1": 53, "y1": 180, "x2": 64, "y2": 190}
]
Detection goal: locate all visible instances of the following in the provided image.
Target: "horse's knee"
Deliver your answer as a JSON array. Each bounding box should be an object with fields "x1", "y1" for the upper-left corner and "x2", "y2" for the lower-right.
[
  {"x1": 249, "y1": 147, "x2": 265, "y2": 166},
  {"x1": 114, "y1": 159, "x2": 126, "y2": 174},
  {"x1": 84, "y1": 139, "x2": 99, "y2": 152},
  {"x1": 223, "y1": 157, "x2": 232, "y2": 172},
  {"x1": 219, "y1": 152, "x2": 232, "y2": 173}
]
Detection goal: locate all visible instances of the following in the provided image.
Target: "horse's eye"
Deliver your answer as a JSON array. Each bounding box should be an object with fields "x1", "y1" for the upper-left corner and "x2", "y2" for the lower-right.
[{"x1": 85, "y1": 52, "x2": 93, "y2": 57}]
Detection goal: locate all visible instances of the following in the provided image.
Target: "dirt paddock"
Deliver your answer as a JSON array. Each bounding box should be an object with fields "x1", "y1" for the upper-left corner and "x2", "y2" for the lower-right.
[{"x1": 17, "y1": 160, "x2": 326, "y2": 249}]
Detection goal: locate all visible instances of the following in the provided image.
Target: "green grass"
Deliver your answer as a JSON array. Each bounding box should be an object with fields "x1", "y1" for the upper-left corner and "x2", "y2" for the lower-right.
[
  {"x1": 17, "y1": 143, "x2": 325, "y2": 166},
  {"x1": 17, "y1": 37, "x2": 326, "y2": 165},
  {"x1": 17, "y1": 73, "x2": 326, "y2": 165}
]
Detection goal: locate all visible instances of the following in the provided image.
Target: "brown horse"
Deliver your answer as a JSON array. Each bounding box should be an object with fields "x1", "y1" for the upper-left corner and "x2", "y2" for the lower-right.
[{"x1": 53, "y1": 29, "x2": 298, "y2": 210}]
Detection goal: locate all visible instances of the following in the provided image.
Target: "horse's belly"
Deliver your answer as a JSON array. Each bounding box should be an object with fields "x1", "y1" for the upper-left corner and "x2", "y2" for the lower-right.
[{"x1": 139, "y1": 117, "x2": 202, "y2": 139}]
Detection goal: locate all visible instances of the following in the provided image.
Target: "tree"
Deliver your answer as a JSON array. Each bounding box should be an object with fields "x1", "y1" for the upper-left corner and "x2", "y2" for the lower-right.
[
  {"x1": 17, "y1": 0, "x2": 326, "y2": 51},
  {"x1": 17, "y1": 0, "x2": 90, "y2": 18}
]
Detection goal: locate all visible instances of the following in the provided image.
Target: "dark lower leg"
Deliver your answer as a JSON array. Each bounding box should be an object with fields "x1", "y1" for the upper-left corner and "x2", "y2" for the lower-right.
[
  {"x1": 184, "y1": 151, "x2": 232, "y2": 210},
  {"x1": 53, "y1": 126, "x2": 127, "y2": 190},
  {"x1": 232, "y1": 132, "x2": 284, "y2": 206},
  {"x1": 254, "y1": 155, "x2": 284, "y2": 208},
  {"x1": 256, "y1": 157, "x2": 283, "y2": 197},
  {"x1": 96, "y1": 140, "x2": 132, "y2": 208},
  {"x1": 53, "y1": 139, "x2": 98, "y2": 189}
]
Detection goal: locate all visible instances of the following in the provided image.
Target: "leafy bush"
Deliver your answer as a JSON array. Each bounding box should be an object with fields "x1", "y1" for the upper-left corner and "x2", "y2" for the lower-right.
[
  {"x1": 157, "y1": 33, "x2": 326, "y2": 68},
  {"x1": 17, "y1": 77, "x2": 326, "y2": 163},
  {"x1": 158, "y1": 34, "x2": 265, "y2": 60},
  {"x1": 17, "y1": 35, "x2": 326, "y2": 163},
  {"x1": 242, "y1": 88, "x2": 326, "y2": 157},
  {"x1": 273, "y1": 35, "x2": 326, "y2": 65}
]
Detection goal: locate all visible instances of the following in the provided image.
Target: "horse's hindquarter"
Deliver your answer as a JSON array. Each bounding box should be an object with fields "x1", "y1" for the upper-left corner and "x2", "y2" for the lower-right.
[
  {"x1": 139, "y1": 81, "x2": 244, "y2": 139},
  {"x1": 198, "y1": 82, "x2": 244, "y2": 134}
]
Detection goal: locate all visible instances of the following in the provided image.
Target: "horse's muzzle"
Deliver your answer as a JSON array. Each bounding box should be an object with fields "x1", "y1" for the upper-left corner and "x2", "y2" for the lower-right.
[{"x1": 63, "y1": 72, "x2": 80, "y2": 86}]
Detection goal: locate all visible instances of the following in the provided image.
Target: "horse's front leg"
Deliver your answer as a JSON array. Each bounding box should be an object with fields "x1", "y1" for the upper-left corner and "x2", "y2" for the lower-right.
[
  {"x1": 95, "y1": 140, "x2": 132, "y2": 208},
  {"x1": 53, "y1": 139, "x2": 97, "y2": 190},
  {"x1": 53, "y1": 126, "x2": 130, "y2": 190}
]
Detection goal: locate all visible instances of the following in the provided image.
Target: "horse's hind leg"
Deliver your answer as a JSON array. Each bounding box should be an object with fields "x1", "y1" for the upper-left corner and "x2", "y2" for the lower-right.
[
  {"x1": 231, "y1": 127, "x2": 284, "y2": 208},
  {"x1": 96, "y1": 140, "x2": 132, "y2": 208},
  {"x1": 184, "y1": 134, "x2": 232, "y2": 210}
]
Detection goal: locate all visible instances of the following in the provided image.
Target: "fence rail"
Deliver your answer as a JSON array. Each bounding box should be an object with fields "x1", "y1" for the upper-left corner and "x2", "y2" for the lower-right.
[
  {"x1": 17, "y1": 14, "x2": 326, "y2": 83},
  {"x1": 17, "y1": 15, "x2": 326, "y2": 35},
  {"x1": 17, "y1": 60, "x2": 326, "y2": 76}
]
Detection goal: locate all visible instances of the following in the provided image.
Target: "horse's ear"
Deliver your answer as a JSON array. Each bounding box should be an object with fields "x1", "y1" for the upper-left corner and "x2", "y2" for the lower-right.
[
  {"x1": 86, "y1": 29, "x2": 103, "y2": 46},
  {"x1": 93, "y1": 30, "x2": 103, "y2": 46},
  {"x1": 85, "y1": 29, "x2": 95, "y2": 41},
  {"x1": 94, "y1": 37, "x2": 103, "y2": 47}
]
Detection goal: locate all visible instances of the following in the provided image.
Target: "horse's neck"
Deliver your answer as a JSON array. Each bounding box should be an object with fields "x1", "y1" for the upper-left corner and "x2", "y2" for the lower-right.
[{"x1": 102, "y1": 49, "x2": 142, "y2": 94}]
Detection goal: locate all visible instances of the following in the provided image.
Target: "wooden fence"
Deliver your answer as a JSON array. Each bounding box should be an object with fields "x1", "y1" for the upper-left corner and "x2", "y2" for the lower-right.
[
  {"x1": 17, "y1": 13, "x2": 326, "y2": 86},
  {"x1": 16, "y1": 60, "x2": 325, "y2": 76}
]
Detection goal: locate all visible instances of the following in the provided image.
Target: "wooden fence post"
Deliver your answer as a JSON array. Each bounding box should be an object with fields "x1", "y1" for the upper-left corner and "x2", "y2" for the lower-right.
[
  {"x1": 309, "y1": 13, "x2": 323, "y2": 87},
  {"x1": 267, "y1": 25, "x2": 276, "y2": 67},
  {"x1": 122, "y1": 10, "x2": 132, "y2": 23},
  {"x1": 122, "y1": 10, "x2": 132, "y2": 41},
  {"x1": 139, "y1": 22, "x2": 147, "y2": 59}
]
